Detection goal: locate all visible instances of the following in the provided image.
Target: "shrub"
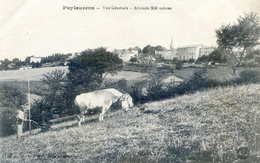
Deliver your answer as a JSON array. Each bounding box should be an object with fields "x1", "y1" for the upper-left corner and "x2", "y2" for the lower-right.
[
  {"x1": 0, "y1": 82, "x2": 27, "y2": 109},
  {"x1": 0, "y1": 107, "x2": 17, "y2": 137},
  {"x1": 30, "y1": 98, "x2": 52, "y2": 130},
  {"x1": 233, "y1": 70, "x2": 260, "y2": 84},
  {"x1": 185, "y1": 68, "x2": 209, "y2": 91},
  {"x1": 175, "y1": 61, "x2": 183, "y2": 70},
  {"x1": 129, "y1": 68, "x2": 212, "y2": 104},
  {"x1": 245, "y1": 61, "x2": 257, "y2": 67},
  {"x1": 0, "y1": 82, "x2": 27, "y2": 137},
  {"x1": 188, "y1": 58, "x2": 195, "y2": 63},
  {"x1": 171, "y1": 68, "x2": 209, "y2": 95},
  {"x1": 0, "y1": 81, "x2": 47, "y2": 96},
  {"x1": 208, "y1": 79, "x2": 222, "y2": 88},
  {"x1": 102, "y1": 78, "x2": 128, "y2": 94},
  {"x1": 146, "y1": 83, "x2": 165, "y2": 101},
  {"x1": 238, "y1": 69, "x2": 260, "y2": 84},
  {"x1": 129, "y1": 82, "x2": 146, "y2": 104},
  {"x1": 197, "y1": 55, "x2": 209, "y2": 63},
  {"x1": 144, "y1": 64, "x2": 166, "y2": 101},
  {"x1": 130, "y1": 57, "x2": 138, "y2": 63}
]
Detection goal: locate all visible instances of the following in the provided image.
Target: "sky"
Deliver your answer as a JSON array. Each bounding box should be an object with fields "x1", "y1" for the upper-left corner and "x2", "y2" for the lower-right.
[{"x1": 0, "y1": 0, "x2": 260, "y2": 61}]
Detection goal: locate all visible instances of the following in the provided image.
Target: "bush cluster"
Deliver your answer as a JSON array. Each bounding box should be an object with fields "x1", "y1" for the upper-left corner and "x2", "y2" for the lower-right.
[
  {"x1": 0, "y1": 82, "x2": 27, "y2": 137},
  {"x1": 235, "y1": 69, "x2": 260, "y2": 84},
  {"x1": 0, "y1": 107, "x2": 17, "y2": 137},
  {"x1": 129, "y1": 68, "x2": 260, "y2": 104}
]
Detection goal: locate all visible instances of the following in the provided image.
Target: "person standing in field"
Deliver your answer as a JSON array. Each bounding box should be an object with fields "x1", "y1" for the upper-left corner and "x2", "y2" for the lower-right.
[{"x1": 16, "y1": 110, "x2": 25, "y2": 138}]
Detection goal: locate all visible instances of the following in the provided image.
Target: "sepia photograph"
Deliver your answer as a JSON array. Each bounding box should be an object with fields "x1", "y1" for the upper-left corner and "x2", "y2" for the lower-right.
[{"x1": 0, "y1": 0, "x2": 260, "y2": 162}]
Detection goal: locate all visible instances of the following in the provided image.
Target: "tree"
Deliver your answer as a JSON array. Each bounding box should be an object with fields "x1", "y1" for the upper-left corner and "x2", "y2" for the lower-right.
[
  {"x1": 35, "y1": 62, "x2": 42, "y2": 68},
  {"x1": 130, "y1": 57, "x2": 138, "y2": 62},
  {"x1": 142, "y1": 45, "x2": 155, "y2": 57},
  {"x1": 135, "y1": 46, "x2": 142, "y2": 54},
  {"x1": 24, "y1": 56, "x2": 31, "y2": 65},
  {"x1": 0, "y1": 82, "x2": 27, "y2": 109},
  {"x1": 64, "y1": 47, "x2": 123, "y2": 115},
  {"x1": 154, "y1": 45, "x2": 166, "y2": 51},
  {"x1": 41, "y1": 69, "x2": 66, "y2": 115},
  {"x1": 29, "y1": 69, "x2": 67, "y2": 130},
  {"x1": 0, "y1": 83, "x2": 27, "y2": 137},
  {"x1": 196, "y1": 55, "x2": 209, "y2": 64},
  {"x1": 0, "y1": 59, "x2": 11, "y2": 70},
  {"x1": 172, "y1": 58, "x2": 183, "y2": 70},
  {"x1": 31, "y1": 62, "x2": 36, "y2": 68},
  {"x1": 67, "y1": 47, "x2": 123, "y2": 90},
  {"x1": 30, "y1": 98, "x2": 52, "y2": 131},
  {"x1": 40, "y1": 53, "x2": 71, "y2": 64},
  {"x1": 145, "y1": 63, "x2": 165, "y2": 101},
  {"x1": 31, "y1": 62, "x2": 42, "y2": 68},
  {"x1": 216, "y1": 12, "x2": 260, "y2": 75},
  {"x1": 12, "y1": 58, "x2": 22, "y2": 69},
  {"x1": 208, "y1": 49, "x2": 227, "y2": 63},
  {"x1": 244, "y1": 51, "x2": 255, "y2": 60},
  {"x1": 0, "y1": 107, "x2": 17, "y2": 137}
]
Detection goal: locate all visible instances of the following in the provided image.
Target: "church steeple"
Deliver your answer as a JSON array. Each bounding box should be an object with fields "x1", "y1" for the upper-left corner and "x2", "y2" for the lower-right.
[{"x1": 170, "y1": 37, "x2": 173, "y2": 50}]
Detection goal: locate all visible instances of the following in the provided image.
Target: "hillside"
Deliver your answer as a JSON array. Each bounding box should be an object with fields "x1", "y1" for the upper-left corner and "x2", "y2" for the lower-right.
[{"x1": 1, "y1": 84, "x2": 260, "y2": 162}]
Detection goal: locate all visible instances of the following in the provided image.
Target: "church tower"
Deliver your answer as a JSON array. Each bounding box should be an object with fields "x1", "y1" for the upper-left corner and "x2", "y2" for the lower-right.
[{"x1": 170, "y1": 37, "x2": 173, "y2": 50}]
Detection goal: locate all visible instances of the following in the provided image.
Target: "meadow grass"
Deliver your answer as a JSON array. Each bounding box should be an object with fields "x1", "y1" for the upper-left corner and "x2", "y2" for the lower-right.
[
  {"x1": 1, "y1": 83, "x2": 259, "y2": 162},
  {"x1": 174, "y1": 66, "x2": 260, "y2": 82}
]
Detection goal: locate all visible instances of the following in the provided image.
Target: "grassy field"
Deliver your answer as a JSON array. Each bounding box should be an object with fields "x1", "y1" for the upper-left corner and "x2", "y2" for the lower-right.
[
  {"x1": 0, "y1": 67, "x2": 149, "y2": 96},
  {"x1": 0, "y1": 66, "x2": 148, "y2": 82},
  {"x1": 0, "y1": 66, "x2": 258, "y2": 82},
  {"x1": 174, "y1": 66, "x2": 260, "y2": 82},
  {"x1": 1, "y1": 83, "x2": 259, "y2": 162},
  {"x1": 0, "y1": 67, "x2": 68, "y2": 81}
]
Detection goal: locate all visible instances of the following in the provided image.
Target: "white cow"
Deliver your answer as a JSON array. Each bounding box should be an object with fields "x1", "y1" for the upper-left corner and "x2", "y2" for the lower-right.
[{"x1": 74, "y1": 88, "x2": 134, "y2": 126}]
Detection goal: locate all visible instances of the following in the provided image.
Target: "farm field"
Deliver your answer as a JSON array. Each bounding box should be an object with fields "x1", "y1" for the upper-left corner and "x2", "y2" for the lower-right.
[
  {"x1": 0, "y1": 67, "x2": 68, "y2": 81},
  {"x1": 0, "y1": 66, "x2": 149, "y2": 82},
  {"x1": 174, "y1": 66, "x2": 260, "y2": 82},
  {"x1": 1, "y1": 83, "x2": 260, "y2": 162},
  {"x1": 1, "y1": 65, "x2": 257, "y2": 83}
]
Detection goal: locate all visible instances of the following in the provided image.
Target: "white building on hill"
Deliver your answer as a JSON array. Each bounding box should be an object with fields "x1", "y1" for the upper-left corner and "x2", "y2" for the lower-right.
[
  {"x1": 199, "y1": 46, "x2": 215, "y2": 57},
  {"x1": 155, "y1": 38, "x2": 216, "y2": 61},
  {"x1": 106, "y1": 47, "x2": 139, "y2": 62},
  {"x1": 176, "y1": 44, "x2": 203, "y2": 60},
  {"x1": 129, "y1": 47, "x2": 140, "y2": 56},
  {"x1": 30, "y1": 56, "x2": 42, "y2": 63},
  {"x1": 113, "y1": 49, "x2": 135, "y2": 62},
  {"x1": 155, "y1": 49, "x2": 177, "y2": 60}
]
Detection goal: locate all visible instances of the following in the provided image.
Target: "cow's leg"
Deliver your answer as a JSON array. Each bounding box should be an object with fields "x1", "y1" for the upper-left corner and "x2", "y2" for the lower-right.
[
  {"x1": 77, "y1": 115, "x2": 81, "y2": 127},
  {"x1": 122, "y1": 101, "x2": 129, "y2": 112},
  {"x1": 77, "y1": 114, "x2": 84, "y2": 127},
  {"x1": 99, "y1": 112, "x2": 103, "y2": 121},
  {"x1": 99, "y1": 107, "x2": 106, "y2": 121}
]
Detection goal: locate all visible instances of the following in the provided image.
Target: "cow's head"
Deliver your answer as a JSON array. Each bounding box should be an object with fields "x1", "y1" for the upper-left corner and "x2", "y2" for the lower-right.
[{"x1": 120, "y1": 93, "x2": 134, "y2": 111}]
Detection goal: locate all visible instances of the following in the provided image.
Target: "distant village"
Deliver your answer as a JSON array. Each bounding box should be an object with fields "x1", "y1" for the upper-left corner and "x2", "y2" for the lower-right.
[
  {"x1": 112, "y1": 44, "x2": 215, "y2": 62},
  {"x1": 1, "y1": 41, "x2": 260, "y2": 71}
]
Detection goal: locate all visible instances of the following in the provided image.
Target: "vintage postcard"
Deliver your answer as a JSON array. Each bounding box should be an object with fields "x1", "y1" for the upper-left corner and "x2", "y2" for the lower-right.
[{"x1": 0, "y1": 0, "x2": 260, "y2": 162}]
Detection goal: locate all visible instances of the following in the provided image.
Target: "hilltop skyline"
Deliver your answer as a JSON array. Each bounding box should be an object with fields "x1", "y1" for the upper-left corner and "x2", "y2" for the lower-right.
[{"x1": 1, "y1": 0, "x2": 260, "y2": 60}]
